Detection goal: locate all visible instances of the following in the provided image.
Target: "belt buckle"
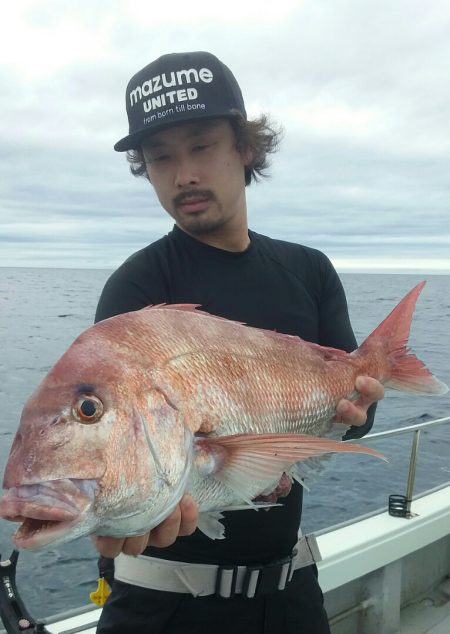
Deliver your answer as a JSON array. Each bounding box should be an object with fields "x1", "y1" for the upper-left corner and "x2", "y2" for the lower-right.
[
  {"x1": 242, "y1": 549, "x2": 297, "y2": 599},
  {"x1": 215, "y1": 565, "x2": 238, "y2": 599}
]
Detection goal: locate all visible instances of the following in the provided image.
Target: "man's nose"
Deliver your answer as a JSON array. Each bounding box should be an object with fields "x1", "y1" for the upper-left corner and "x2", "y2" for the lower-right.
[{"x1": 175, "y1": 158, "x2": 200, "y2": 188}]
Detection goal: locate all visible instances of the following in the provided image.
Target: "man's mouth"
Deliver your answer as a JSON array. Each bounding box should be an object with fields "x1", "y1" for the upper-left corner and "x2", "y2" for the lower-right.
[
  {"x1": 174, "y1": 191, "x2": 215, "y2": 214},
  {"x1": 179, "y1": 198, "x2": 210, "y2": 213}
]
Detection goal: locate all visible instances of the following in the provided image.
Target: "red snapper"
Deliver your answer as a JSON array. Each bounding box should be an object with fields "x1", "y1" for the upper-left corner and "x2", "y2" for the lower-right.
[{"x1": 0, "y1": 282, "x2": 447, "y2": 549}]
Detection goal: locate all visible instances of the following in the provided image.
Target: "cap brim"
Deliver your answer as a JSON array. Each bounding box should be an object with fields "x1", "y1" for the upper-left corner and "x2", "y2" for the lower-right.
[
  {"x1": 114, "y1": 130, "x2": 150, "y2": 152},
  {"x1": 114, "y1": 111, "x2": 244, "y2": 152}
]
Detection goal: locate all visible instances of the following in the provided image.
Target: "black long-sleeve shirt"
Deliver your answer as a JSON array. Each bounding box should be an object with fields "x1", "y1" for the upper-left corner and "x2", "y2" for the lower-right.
[{"x1": 95, "y1": 225, "x2": 375, "y2": 565}]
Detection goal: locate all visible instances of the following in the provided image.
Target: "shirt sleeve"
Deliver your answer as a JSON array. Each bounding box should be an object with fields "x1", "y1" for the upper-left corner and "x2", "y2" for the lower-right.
[
  {"x1": 94, "y1": 243, "x2": 171, "y2": 324},
  {"x1": 95, "y1": 267, "x2": 151, "y2": 323}
]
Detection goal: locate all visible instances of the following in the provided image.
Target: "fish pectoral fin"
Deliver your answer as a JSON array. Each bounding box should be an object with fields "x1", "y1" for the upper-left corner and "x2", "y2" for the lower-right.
[{"x1": 195, "y1": 433, "x2": 384, "y2": 503}]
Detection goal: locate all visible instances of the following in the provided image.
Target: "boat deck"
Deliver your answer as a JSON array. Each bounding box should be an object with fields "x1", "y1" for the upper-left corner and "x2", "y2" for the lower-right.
[
  {"x1": 8, "y1": 593, "x2": 450, "y2": 634},
  {"x1": 400, "y1": 583, "x2": 450, "y2": 634},
  {"x1": 11, "y1": 598, "x2": 449, "y2": 634},
  {"x1": 317, "y1": 484, "x2": 450, "y2": 634}
]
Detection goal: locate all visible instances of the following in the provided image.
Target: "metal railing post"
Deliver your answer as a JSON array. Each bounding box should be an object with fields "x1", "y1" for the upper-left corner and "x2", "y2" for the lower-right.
[
  {"x1": 405, "y1": 430, "x2": 421, "y2": 516},
  {"x1": 349, "y1": 415, "x2": 450, "y2": 519}
]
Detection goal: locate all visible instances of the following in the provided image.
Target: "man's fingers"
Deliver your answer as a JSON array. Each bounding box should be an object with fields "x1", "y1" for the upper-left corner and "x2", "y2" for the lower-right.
[
  {"x1": 335, "y1": 399, "x2": 367, "y2": 426},
  {"x1": 149, "y1": 496, "x2": 199, "y2": 546},
  {"x1": 178, "y1": 494, "x2": 199, "y2": 536},
  {"x1": 335, "y1": 376, "x2": 385, "y2": 427},
  {"x1": 148, "y1": 504, "x2": 182, "y2": 548},
  {"x1": 92, "y1": 533, "x2": 152, "y2": 557},
  {"x1": 91, "y1": 496, "x2": 200, "y2": 557},
  {"x1": 122, "y1": 532, "x2": 151, "y2": 557},
  {"x1": 91, "y1": 535, "x2": 126, "y2": 559},
  {"x1": 355, "y1": 376, "x2": 385, "y2": 402}
]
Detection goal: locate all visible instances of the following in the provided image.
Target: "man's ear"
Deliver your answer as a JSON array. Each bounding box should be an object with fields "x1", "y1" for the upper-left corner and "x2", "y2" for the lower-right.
[{"x1": 241, "y1": 146, "x2": 254, "y2": 167}]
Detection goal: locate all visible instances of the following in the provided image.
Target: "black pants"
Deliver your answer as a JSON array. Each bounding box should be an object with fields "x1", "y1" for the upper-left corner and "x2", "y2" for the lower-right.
[{"x1": 96, "y1": 565, "x2": 330, "y2": 634}]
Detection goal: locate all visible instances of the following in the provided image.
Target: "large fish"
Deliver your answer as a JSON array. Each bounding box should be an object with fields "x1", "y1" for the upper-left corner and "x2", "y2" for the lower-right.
[{"x1": 0, "y1": 282, "x2": 447, "y2": 549}]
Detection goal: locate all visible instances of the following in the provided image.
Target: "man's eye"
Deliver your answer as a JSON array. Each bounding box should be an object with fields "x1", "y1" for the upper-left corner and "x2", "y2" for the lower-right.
[
  {"x1": 193, "y1": 144, "x2": 210, "y2": 152},
  {"x1": 145, "y1": 154, "x2": 170, "y2": 164},
  {"x1": 153, "y1": 155, "x2": 170, "y2": 162}
]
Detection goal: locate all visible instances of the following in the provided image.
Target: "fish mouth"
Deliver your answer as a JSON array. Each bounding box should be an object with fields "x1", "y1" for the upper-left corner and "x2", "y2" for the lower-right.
[{"x1": 0, "y1": 478, "x2": 97, "y2": 549}]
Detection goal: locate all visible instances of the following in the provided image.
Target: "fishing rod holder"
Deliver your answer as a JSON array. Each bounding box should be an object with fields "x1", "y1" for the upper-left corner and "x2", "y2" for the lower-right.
[{"x1": 388, "y1": 494, "x2": 409, "y2": 517}]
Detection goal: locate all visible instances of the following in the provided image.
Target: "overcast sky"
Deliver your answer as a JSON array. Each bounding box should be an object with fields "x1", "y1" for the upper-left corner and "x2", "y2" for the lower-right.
[{"x1": 1, "y1": 0, "x2": 449, "y2": 272}]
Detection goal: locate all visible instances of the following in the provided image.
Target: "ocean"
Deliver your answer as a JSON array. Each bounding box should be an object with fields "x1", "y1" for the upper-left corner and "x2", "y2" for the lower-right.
[{"x1": 0, "y1": 267, "x2": 449, "y2": 618}]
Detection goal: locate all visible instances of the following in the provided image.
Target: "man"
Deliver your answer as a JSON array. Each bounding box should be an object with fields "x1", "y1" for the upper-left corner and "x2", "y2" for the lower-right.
[{"x1": 94, "y1": 51, "x2": 383, "y2": 633}]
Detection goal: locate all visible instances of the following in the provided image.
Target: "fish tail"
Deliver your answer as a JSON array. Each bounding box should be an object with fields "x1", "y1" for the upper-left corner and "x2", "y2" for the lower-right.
[{"x1": 356, "y1": 281, "x2": 448, "y2": 395}]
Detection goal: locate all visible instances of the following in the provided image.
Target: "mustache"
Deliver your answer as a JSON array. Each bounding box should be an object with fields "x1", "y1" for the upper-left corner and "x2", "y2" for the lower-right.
[{"x1": 173, "y1": 189, "x2": 216, "y2": 207}]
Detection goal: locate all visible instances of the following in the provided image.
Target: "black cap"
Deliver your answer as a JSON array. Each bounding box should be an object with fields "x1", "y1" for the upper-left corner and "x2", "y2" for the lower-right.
[{"x1": 114, "y1": 51, "x2": 247, "y2": 152}]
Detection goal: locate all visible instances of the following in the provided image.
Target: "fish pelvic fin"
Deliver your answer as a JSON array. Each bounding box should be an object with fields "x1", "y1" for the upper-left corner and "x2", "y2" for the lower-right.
[
  {"x1": 197, "y1": 511, "x2": 226, "y2": 540},
  {"x1": 355, "y1": 282, "x2": 448, "y2": 395},
  {"x1": 195, "y1": 433, "x2": 384, "y2": 504},
  {"x1": 197, "y1": 503, "x2": 281, "y2": 540}
]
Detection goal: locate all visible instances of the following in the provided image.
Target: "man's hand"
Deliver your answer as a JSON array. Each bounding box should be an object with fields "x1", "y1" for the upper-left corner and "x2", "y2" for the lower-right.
[
  {"x1": 335, "y1": 376, "x2": 384, "y2": 427},
  {"x1": 91, "y1": 494, "x2": 198, "y2": 558}
]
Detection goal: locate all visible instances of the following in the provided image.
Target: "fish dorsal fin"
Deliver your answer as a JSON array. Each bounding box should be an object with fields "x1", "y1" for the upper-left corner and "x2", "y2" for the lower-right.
[
  {"x1": 140, "y1": 304, "x2": 314, "y2": 346},
  {"x1": 141, "y1": 303, "x2": 238, "y2": 320},
  {"x1": 139, "y1": 305, "x2": 354, "y2": 361},
  {"x1": 142, "y1": 303, "x2": 202, "y2": 312},
  {"x1": 140, "y1": 304, "x2": 248, "y2": 325}
]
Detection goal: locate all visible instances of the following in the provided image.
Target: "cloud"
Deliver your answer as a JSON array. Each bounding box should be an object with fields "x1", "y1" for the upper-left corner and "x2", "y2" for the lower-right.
[{"x1": 0, "y1": 0, "x2": 449, "y2": 271}]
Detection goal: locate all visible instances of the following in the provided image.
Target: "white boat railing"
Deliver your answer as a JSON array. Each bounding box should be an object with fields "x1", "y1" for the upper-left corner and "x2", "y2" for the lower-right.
[{"x1": 351, "y1": 415, "x2": 450, "y2": 518}]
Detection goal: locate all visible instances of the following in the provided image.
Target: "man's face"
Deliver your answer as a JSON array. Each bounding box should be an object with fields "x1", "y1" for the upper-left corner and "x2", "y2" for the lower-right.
[{"x1": 141, "y1": 119, "x2": 249, "y2": 240}]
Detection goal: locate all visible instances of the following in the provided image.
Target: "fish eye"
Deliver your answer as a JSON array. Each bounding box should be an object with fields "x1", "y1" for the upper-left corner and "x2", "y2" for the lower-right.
[{"x1": 73, "y1": 395, "x2": 103, "y2": 424}]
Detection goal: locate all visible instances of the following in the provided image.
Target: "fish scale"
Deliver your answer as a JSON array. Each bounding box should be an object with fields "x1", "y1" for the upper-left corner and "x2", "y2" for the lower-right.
[{"x1": 156, "y1": 348, "x2": 344, "y2": 436}]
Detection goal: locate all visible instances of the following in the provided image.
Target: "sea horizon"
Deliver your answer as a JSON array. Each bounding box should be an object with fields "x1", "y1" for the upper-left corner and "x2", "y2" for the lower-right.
[{"x1": 1, "y1": 265, "x2": 450, "y2": 275}]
